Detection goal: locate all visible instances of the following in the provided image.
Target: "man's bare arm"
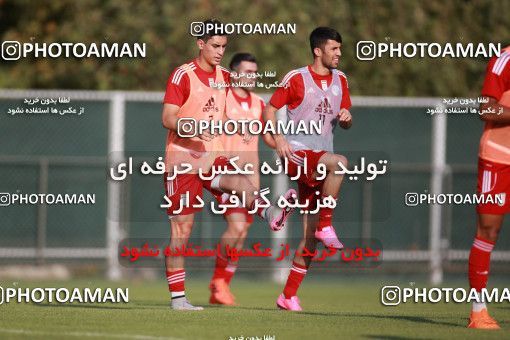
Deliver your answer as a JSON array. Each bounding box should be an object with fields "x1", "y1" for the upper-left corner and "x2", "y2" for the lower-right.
[
  {"x1": 161, "y1": 103, "x2": 214, "y2": 141},
  {"x1": 162, "y1": 103, "x2": 181, "y2": 131},
  {"x1": 262, "y1": 103, "x2": 292, "y2": 158},
  {"x1": 262, "y1": 131, "x2": 276, "y2": 149}
]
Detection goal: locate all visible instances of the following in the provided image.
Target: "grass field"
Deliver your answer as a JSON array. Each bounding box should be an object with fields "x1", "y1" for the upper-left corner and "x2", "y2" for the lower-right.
[{"x1": 0, "y1": 276, "x2": 508, "y2": 339}]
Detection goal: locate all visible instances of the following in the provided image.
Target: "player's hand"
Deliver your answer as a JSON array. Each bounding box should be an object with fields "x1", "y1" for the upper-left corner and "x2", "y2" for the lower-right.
[
  {"x1": 235, "y1": 122, "x2": 254, "y2": 143},
  {"x1": 338, "y1": 108, "x2": 352, "y2": 128},
  {"x1": 198, "y1": 129, "x2": 215, "y2": 141},
  {"x1": 242, "y1": 132, "x2": 254, "y2": 144},
  {"x1": 275, "y1": 136, "x2": 293, "y2": 160}
]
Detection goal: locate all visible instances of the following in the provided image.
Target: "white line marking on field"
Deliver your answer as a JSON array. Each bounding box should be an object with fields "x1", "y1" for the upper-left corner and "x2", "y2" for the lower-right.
[{"x1": 0, "y1": 328, "x2": 181, "y2": 340}]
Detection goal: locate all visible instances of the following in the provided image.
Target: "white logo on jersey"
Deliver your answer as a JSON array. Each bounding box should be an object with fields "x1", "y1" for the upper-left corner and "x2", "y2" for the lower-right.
[
  {"x1": 241, "y1": 102, "x2": 249, "y2": 111},
  {"x1": 320, "y1": 80, "x2": 328, "y2": 91},
  {"x1": 497, "y1": 193, "x2": 506, "y2": 207}
]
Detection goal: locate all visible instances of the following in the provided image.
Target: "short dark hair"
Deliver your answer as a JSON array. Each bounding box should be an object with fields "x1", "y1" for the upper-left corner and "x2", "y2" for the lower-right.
[
  {"x1": 309, "y1": 27, "x2": 342, "y2": 56},
  {"x1": 196, "y1": 18, "x2": 227, "y2": 42},
  {"x1": 229, "y1": 53, "x2": 257, "y2": 71}
]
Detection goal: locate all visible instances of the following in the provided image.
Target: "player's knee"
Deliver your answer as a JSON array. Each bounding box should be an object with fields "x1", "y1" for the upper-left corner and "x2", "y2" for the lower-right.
[
  {"x1": 227, "y1": 224, "x2": 245, "y2": 239},
  {"x1": 327, "y1": 154, "x2": 347, "y2": 171},
  {"x1": 220, "y1": 175, "x2": 243, "y2": 190},
  {"x1": 335, "y1": 154, "x2": 348, "y2": 169},
  {"x1": 477, "y1": 223, "x2": 501, "y2": 242},
  {"x1": 238, "y1": 224, "x2": 251, "y2": 239},
  {"x1": 228, "y1": 229, "x2": 247, "y2": 242},
  {"x1": 239, "y1": 229, "x2": 249, "y2": 240},
  {"x1": 171, "y1": 221, "x2": 193, "y2": 239}
]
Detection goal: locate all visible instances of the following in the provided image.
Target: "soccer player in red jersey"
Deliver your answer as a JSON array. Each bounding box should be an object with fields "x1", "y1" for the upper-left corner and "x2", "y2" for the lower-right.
[
  {"x1": 162, "y1": 19, "x2": 295, "y2": 310},
  {"x1": 263, "y1": 27, "x2": 352, "y2": 311},
  {"x1": 209, "y1": 52, "x2": 276, "y2": 305},
  {"x1": 467, "y1": 45, "x2": 510, "y2": 329}
]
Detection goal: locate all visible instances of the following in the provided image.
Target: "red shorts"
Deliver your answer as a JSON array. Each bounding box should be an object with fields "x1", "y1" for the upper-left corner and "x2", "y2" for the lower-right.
[
  {"x1": 286, "y1": 149, "x2": 327, "y2": 210},
  {"x1": 476, "y1": 157, "x2": 510, "y2": 214},
  {"x1": 163, "y1": 156, "x2": 234, "y2": 216}
]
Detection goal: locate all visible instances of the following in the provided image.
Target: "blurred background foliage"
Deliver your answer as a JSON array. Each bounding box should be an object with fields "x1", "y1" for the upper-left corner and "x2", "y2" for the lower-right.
[{"x1": 0, "y1": 0, "x2": 508, "y2": 96}]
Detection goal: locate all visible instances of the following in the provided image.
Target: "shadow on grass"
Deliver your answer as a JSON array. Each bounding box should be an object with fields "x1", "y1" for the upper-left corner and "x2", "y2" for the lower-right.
[
  {"x1": 362, "y1": 335, "x2": 434, "y2": 340},
  {"x1": 32, "y1": 303, "x2": 130, "y2": 310},
  {"x1": 225, "y1": 306, "x2": 463, "y2": 328},
  {"x1": 301, "y1": 312, "x2": 462, "y2": 328},
  {"x1": 28, "y1": 300, "x2": 481, "y2": 331}
]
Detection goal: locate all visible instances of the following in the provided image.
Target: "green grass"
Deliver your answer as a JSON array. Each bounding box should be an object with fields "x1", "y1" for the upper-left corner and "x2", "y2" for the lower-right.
[{"x1": 0, "y1": 277, "x2": 508, "y2": 339}]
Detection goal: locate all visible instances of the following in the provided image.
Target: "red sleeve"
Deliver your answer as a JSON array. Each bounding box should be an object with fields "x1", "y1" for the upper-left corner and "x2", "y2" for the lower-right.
[
  {"x1": 339, "y1": 74, "x2": 352, "y2": 110},
  {"x1": 221, "y1": 68, "x2": 231, "y2": 95},
  {"x1": 269, "y1": 85, "x2": 288, "y2": 109},
  {"x1": 163, "y1": 67, "x2": 190, "y2": 106},
  {"x1": 258, "y1": 98, "x2": 266, "y2": 122},
  {"x1": 269, "y1": 71, "x2": 304, "y2": 109},
  {"x1": 222, "y1": 69, "x2": 231, "y2": 83},
  {"x1": 481, "y1": 54, "x2": 510, "y2": 101}
]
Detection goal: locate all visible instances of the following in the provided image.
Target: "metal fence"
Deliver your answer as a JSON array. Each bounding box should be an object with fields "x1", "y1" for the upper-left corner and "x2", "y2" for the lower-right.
[{"x1": 0, "y1": 89, "x2": 508, "y2": 283}]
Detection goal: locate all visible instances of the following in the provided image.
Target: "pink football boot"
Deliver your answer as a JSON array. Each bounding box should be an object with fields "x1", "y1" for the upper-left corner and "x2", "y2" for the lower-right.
[
  {"x1": 315, "y1": 226, "x2": 344, "y2": 249},
  {"x1": 276, "y1": 293, "x2": 302, "y2": 311}
]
